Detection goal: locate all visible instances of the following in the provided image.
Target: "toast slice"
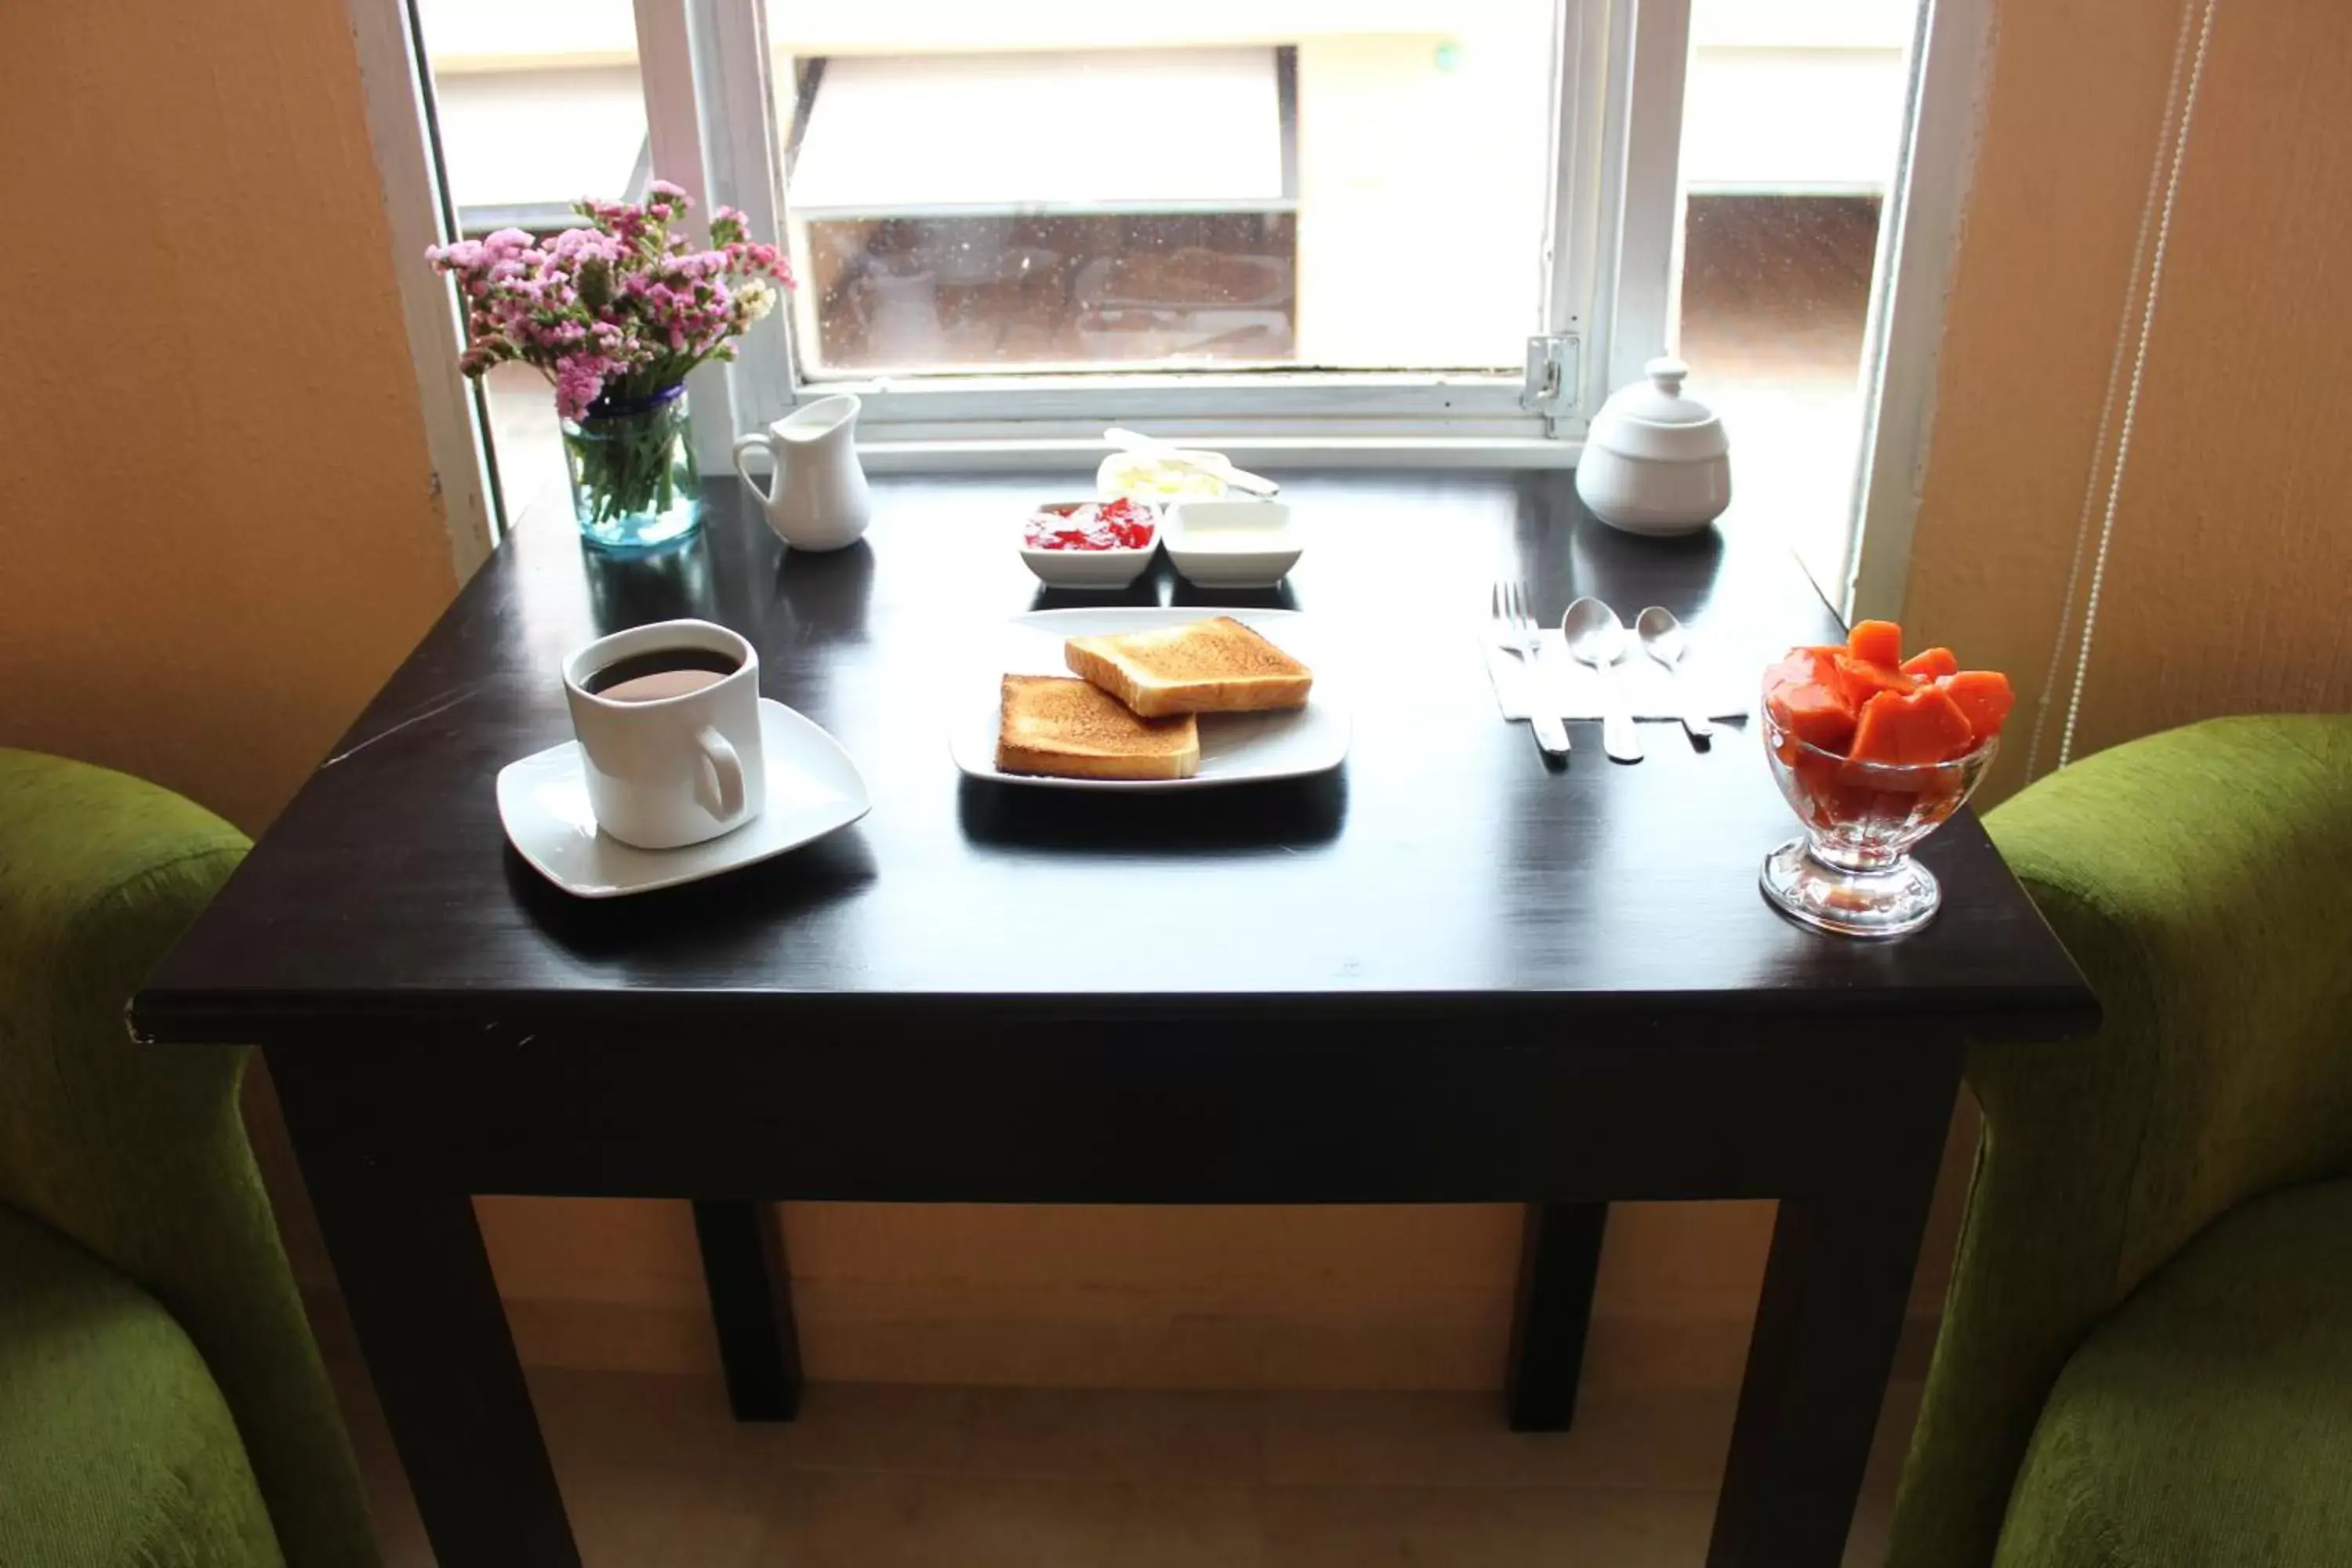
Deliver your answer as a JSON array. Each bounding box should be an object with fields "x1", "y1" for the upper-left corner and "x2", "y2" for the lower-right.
[
  {"x1": 995, "y1": 675, "x2": 1200, "y2": 780},
  {"x1": 1064, "y1": 615, "x2": 1313, "y2": 718}
]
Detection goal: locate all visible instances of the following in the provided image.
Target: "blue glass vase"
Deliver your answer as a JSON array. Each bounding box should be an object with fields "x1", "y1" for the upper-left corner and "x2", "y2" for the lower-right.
[{"x1": 561, "y1": 384, "x2": 701, "y2": 551}]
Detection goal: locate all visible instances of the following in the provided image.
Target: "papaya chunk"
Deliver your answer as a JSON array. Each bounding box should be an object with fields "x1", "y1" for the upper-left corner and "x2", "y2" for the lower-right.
[
  {"x1": 1768, "y1": 637, "x2": 2012, "y2": 770},
  {"x1": 1791, "y1": 751, "x2": 1878, "y2": 828},
  {"x1": 1847, "y1": 619, "x2": 1904, "y2": 669},
  {"x1": 1849, "y1": 686, "x2": 1975, "y2": 766},
  {"x1": 1765, "y1": 650, "x2": 1860, "y2": 753},
  {"x1": 1900, "y1": 646, "x2": 1958, "y2": 681},
  {"x1": 1939, "y1": 670, "x2": 2016, "y2": 743},
  {"x1": 1830, "y1": 652, "x2": 1917, "y2": 705},
  {"x1": 1770, "y1": 681, "x2": 1860, "y2": 753}
]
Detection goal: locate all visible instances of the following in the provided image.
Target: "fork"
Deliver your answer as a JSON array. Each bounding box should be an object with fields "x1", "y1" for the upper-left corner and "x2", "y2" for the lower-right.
[{"x1": 1490, "y1": 581, "x2": 1571, "y2": 759}]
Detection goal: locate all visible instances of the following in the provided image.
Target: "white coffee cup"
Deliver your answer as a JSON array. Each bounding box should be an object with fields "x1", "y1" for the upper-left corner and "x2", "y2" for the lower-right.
[{"x1": 561, "y1": 619, "x2": 765, "y2": 850}]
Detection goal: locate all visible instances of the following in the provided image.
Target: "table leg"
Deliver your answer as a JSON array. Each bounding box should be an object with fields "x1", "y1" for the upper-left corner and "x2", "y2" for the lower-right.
[
  {"x1": 691, "y1": 1200, "x2": 803, "y2": 1421},
  {"x1": 1706, "y1": 1175, "x2": 1942, "y2": 1568},
  {"x1": 1505, "y1": 1201, "x2": 1609, "y2": 1431},
  {"x1": 308, "y1": 1185, "x2": 580, "y2": 1568}
]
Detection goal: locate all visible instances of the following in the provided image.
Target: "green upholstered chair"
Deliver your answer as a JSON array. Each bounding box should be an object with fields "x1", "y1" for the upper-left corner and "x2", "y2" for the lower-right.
[
  {"x1": 0, "y1": 751, "x2": 379, "y2": 1568},
  {"x1": 1888, "y1": 715, "x2": 2352, "y2": 1568}
]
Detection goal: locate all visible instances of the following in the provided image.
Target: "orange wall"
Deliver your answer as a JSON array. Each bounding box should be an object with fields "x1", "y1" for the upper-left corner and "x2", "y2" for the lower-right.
[
  {"x1": 0, "y1": 3, "x2": 456, "y2": 832},
  {"x1": 1904, "y1": 0, "x2": 2352, "y2": 794}
]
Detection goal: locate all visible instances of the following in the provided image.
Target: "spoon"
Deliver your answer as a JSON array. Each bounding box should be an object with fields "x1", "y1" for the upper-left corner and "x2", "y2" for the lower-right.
[
  {"x1": 1563, "y1": 597, "x2": 1644, "y2": 762},
  {"x1": 1635, "y1": 605, "x2": 1714, "y2": 742},
  {"x1": 1102, "y1": 427, "x2": 1281, "y2": 496}
]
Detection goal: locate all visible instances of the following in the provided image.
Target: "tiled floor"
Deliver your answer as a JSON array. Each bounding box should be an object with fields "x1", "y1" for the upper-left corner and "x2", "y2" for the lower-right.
[{"x1": 339, "y1": 1362, "x2": 1921, "y2": 1566}]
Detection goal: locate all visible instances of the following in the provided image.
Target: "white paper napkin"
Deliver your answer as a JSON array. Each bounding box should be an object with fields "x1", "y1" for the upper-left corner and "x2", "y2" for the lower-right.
[{"x1": 1482, "y1": 630, "x2": 1752, "y2": 722}]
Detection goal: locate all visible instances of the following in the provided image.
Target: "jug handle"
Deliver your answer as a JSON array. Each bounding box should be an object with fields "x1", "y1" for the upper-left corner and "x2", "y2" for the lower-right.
[{"x1": 731, "y1": 431, "x2": 777, "y2": 505}]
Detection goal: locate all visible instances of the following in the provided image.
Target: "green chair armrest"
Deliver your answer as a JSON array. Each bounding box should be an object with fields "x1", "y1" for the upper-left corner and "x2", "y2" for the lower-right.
[
  {"x1": 1889, "y1": 714, "x2": 2352, "y2": 1568},
  {"x1": 0, "y1": 750, "x2": 378, "y2": 1568},
  {"x1": 0, "y1": 750, "x2": 252, "y2": 1287}
]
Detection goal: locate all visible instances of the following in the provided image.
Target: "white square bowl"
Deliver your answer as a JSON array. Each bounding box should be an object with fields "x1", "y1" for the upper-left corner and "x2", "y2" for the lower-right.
[
  {"x1": 1163, "y1": 500, "x2": 1302, "y2": 590},
  {"x1": 1017, "y1": 500, "x2": 1160, "y2": 589}
]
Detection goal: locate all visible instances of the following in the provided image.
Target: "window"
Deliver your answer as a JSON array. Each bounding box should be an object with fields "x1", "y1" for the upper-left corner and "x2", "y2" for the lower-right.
[
  {"x1": 391, "y1": 0, "x2": 1950, "y2": 608},
  {"x1": 770, "y1": 15, "x2": 1559, "y2": 380},
  {"x1": 1670, "y1": 0, "x2": 1924, "y2": 606},
  {"x1": 411, "y1": 0, "x2": 654, "y2": 526},
  {"x1": 735, "y1": 0, "x2": 1605, "y2": 448}
]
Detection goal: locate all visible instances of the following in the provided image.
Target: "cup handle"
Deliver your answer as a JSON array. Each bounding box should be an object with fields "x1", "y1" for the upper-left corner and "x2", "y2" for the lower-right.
[
  {"x1": 693, "y1": 724, "x2": 746, "y2": 823},
  {"x1": 731, "y1": 432, "x2": 775, "y2": 506}
]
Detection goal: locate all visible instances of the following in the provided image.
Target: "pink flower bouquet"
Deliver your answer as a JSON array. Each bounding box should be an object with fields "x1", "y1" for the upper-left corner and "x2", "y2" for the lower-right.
[{"x1": 426, "y1": 182, "x2": 793, "y2": 546}]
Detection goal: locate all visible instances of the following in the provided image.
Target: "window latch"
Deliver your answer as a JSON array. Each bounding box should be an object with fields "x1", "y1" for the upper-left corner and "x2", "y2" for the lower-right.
[{"x1": 1520, "y1": 333, "x2": 1581, "y2": 420}]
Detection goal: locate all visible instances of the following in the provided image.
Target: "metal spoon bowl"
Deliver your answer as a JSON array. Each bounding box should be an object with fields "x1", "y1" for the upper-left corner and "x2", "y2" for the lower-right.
[
  {"x1": 1634, "y1": 605, "x2": 1687, "y2": 664},
  {"x1": 1563, "y1": 597, "x2": 1643, "y2": 761},
  {"x1": 1635, "y1": 605, "x2": 1713, "y2": 741},
  {"x1": 1562, "y1": 596, "x2": 1626, "y2": 666}
]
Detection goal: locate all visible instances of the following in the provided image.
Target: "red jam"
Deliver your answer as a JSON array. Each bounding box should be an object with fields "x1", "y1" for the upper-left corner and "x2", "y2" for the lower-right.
[{"x1": 1025, "y1": 498, "x2": 1156, "y2": 551}]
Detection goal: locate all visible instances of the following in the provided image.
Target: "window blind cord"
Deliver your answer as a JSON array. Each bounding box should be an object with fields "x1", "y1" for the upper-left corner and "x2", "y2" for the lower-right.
[
  {"x1": 2044, "y1": 0, "x2": 2220, "y2": 776},
  {"x1": 2022, "y1": 0, "x2": 2198, "y2": 782}
]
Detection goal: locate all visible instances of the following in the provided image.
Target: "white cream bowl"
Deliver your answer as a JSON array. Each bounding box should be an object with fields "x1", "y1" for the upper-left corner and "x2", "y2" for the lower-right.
[{"x1": 1163, "y1": 500, "x2": 1302, "y2": 589}]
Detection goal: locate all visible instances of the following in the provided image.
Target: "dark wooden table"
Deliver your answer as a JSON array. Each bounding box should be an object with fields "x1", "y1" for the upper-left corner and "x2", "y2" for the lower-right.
[{"x1": 135, "y1": 473, "x2": 2093, "y2": 1568}]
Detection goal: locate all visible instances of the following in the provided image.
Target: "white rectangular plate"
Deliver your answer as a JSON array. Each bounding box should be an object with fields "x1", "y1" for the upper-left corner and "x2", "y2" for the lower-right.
[{"x1": 950, "y1": 607, "x2": 1348, "y2": 792}]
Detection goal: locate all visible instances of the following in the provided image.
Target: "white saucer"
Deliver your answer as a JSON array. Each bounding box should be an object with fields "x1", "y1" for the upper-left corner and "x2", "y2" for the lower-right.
[{"x1": 497, "y1": 699, "x2": 869, "y2": 898}]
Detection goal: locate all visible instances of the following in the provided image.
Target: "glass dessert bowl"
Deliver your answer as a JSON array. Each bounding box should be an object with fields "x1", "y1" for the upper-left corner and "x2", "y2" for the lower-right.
[{"x1": 1759, "y1": 699, "x2": 1998, "y2": 938}]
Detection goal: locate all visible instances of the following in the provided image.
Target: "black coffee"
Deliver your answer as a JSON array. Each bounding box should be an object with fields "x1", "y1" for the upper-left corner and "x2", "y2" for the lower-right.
[{"x1": 583, "y1": 646, "x2": 742, "y2": 702}]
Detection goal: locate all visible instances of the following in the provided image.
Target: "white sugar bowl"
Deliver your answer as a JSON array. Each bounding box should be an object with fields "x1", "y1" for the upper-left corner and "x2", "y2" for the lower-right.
[{"x1": 1575, "y1": 356, "x2": 1731, "y2": 535}]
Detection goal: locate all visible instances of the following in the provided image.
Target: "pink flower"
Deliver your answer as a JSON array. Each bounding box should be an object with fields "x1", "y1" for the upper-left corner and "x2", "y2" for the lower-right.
[
  {"x1": 426, "y1": 238, "x2": 486, "y2": 272},
  {"x1": 428, "y1": 178, "x2": 789, "y2": 412},
  {"x1": 554, "y1": 354, "x2": 613, "y2": 421}
]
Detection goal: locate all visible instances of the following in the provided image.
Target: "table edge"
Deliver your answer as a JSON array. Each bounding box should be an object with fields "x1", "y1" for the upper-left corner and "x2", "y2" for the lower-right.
[{"x1": 129, "y1": 982, "x2": 2102, "y2": 1051}]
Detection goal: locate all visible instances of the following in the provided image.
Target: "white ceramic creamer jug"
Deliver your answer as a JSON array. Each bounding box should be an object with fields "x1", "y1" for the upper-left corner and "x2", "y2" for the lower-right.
[{"x1": 731, "y1": 394, "x2": 872, "y2": 552}]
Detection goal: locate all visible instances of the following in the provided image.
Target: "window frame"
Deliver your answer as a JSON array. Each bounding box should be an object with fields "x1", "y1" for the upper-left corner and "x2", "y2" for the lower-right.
[
  {"x1": 1846, "y1": 0, "x2": 1994, "y2": 622},
  {"x1": 348, "y1": 0, "x2": 499, "y2": 574}
]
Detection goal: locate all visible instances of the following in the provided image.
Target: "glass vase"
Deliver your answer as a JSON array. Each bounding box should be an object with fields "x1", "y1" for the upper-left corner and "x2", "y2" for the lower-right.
[{"x1": 561, "y1": 384, "x2": 701, "y2": 551}]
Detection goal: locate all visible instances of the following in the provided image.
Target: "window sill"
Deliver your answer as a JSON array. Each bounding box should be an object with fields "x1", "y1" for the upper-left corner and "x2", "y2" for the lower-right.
[{"x1": 858, "y1": 435, "x2": 1584, "y2": 474}]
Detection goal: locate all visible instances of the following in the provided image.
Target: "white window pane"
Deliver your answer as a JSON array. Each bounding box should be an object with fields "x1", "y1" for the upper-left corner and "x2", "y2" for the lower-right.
[
  {"x1": 414, "y1": 0, "x2": 648, "y2": 233},
  {"x1": 412, "y1": 0, "x2": 650, "y2": 523},
  {"x1": 434, "y1": 67, "x2": 647, "y2": 223},
  {"x1": 770, "y1": 4, "x2": 1558, "y2": 378},
  {"x1": 789, "y1": 51, "x2": 1285, "y2": 214},
  {"x1": 1673, "y1": 0, "x2": 1918, "y2": 604}
]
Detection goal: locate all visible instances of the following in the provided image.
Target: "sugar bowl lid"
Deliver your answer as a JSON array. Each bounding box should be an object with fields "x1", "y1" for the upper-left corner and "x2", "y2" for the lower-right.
[{"x1": 1588, "y1": 356, "x2": 1728, "y2": 463}]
